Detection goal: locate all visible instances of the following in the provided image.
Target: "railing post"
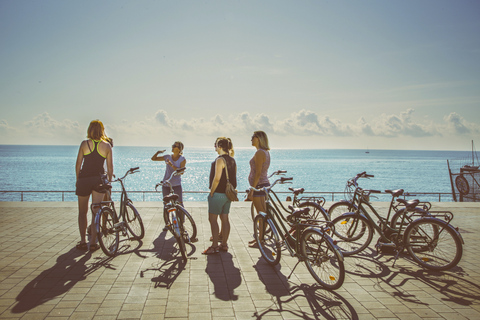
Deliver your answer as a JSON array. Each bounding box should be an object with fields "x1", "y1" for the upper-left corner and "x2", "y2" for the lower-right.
[{"x1": 21, "y1": 192, "x2": 23, "y2": 201}]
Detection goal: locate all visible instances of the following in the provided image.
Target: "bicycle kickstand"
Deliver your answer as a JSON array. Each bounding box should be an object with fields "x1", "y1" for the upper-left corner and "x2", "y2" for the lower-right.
[
  {"x1": 287, "y1": 260, "x2": 302, "y2": 280},
  {"x1": 392, "y1": 249, "x2": 401, "y2": 268}
]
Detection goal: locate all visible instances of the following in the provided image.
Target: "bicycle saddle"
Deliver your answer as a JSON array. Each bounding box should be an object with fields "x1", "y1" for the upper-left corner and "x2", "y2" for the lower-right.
[
  {"x1": 286, "y1": 206, "x2": 310, "y2": 222},
  {"x1": 288, "y1": 187, "x2": 305, "y2": 195},
  {"x1": 385, "y1": 189, "x2": 404, "y2": 197},
  {"x1": 396, "y1": 198, "x2": 419, "y2": 210},
  {"x1": 163, "y1": 194, "x2": 179, "y2": 203}
]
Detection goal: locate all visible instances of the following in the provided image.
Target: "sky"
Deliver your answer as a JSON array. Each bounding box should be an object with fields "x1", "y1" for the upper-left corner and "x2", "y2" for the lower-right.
[{"x1": 1, "y1": 0, "x2": 479, "y2": 150}]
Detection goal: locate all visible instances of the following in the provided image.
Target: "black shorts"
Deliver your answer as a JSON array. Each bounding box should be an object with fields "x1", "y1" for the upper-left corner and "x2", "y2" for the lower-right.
[{"x1": 76, "y1": 176, "x2": 107, "y2": 197}]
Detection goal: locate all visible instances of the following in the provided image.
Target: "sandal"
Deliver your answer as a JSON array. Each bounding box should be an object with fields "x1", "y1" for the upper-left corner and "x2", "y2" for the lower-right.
[
  {"x1": 89, "y1": 243, "x2": 100, "y2": 251},
  {"x1": 248, "y1": 239, "x2": 257, "y2": 245},
  {"x1": 219, "y1": 243, "x2": 228, "y2": 252},
  {"x1": 202, "y1": 246, "x2": 219, "y2": 255},
  {"x1": 76, "y1": 242, "x2": 88, "y2": 250}
]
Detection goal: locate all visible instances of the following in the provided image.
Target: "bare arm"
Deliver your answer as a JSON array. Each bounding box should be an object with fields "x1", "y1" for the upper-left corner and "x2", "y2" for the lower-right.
[
  {"x1": 210, "y1": 158, "x2": 224, "y2": 196},
  {"x1": 105, "y1": 144, "x2": 113, "y2": 181},
  {"x1": 151, "y1": 150, "x2": 166, "y2": 161},
  {"x1": 75, "y1": 142, "x2": 86, "y2": 179}
]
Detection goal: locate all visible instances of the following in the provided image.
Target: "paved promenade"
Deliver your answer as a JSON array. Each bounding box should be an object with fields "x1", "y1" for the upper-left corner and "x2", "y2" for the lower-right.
[{"x1": 0, "y1": 201, "x2": 479, "y2": 320}]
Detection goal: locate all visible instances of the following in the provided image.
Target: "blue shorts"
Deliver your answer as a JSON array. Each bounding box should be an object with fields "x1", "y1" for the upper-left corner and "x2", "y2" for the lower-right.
[
  {"x1": 208, "y1": 193, "x2": 231, "y2": 215},
  {"x1": 253, "y1": 183, "x2": 270, "y2": 197}
]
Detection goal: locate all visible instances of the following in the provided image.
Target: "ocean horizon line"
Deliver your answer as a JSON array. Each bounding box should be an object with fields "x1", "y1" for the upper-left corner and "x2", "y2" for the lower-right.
[{"x1": 0, "y1": 144, "x2": 470, "y2": 153}]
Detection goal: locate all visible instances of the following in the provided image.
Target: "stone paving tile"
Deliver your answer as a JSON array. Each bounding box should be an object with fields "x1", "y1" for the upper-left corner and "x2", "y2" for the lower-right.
[{"x1": 0, "y1": 202, "x2": 480, "y2": 319}]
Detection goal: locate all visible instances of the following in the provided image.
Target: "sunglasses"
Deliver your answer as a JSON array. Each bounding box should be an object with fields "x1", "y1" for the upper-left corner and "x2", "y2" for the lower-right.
[{"x1": 172, "y1": 144, "x2": 180, "y2": 149}]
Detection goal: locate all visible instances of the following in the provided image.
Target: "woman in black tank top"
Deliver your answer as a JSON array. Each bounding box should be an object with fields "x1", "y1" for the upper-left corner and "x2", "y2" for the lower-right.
[{"x1": 75, "y1": 120, "x2": 113, "y2": 251}]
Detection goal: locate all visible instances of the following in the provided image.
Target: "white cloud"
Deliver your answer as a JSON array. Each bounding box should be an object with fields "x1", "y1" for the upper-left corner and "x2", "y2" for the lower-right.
[{"x1": 1, "y1": 109, "x2": 479, "y2": 149}]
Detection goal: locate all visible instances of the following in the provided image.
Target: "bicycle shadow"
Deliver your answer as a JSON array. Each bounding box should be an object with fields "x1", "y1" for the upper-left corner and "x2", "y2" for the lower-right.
[
  {"x1": 252, "y1": 260, "x2": 357, "y2": 320},
  {"x1": 11, "y1": 247, "x2": 115, "y2": 314},
  {"x1": 205, "y1": 252, "x2": 241, "y2": 301},
  {"x1": 138, "y1": 231, "x2": 194, "y2": 288},
  {"x1": 342, "y1": 247, "x2": 480, "y2": 307}
]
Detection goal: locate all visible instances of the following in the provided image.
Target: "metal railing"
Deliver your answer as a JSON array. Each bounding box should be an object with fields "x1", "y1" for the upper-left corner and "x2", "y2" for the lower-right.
[{"x1": 0, "y1": 190, "x2": 455, "y2": 202}]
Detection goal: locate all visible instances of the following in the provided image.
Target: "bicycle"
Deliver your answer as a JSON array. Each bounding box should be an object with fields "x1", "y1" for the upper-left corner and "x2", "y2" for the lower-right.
[
  {"x1": 250, "y1": 177, "x2": 345, "y2": 290},
  {"x1": 91, "y1": 167, "x2": 145, "y2": 257},
  {"x1": 249, "y1": 170, "x2": 329, "y2": 222},
  {"x1": 330, "y1": 183, "x2": 464, "y2": 271},
  {"x1": 328, "y1": 172, "x2": 431, "y2": 226},
  {"x1": 155, "y1": 167, "x2": 197, "y2": 262}
]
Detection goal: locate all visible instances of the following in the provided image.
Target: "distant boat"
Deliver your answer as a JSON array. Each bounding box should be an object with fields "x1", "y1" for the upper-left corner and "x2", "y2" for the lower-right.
[
  {"x1": 365, "y1": 148, "x2": 370, "y2": 154},
  {"x1": 462, "y1": 140, "x2": 479, "y2": 171}
]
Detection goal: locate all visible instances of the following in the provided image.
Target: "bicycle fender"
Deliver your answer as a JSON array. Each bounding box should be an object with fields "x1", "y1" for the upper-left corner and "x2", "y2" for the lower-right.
[{"x1": 406, "y1": 217, "x2": 464, "y2": 245}]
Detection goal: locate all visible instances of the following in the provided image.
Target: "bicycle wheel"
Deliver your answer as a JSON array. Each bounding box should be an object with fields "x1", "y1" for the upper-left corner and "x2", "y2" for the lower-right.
[
  {"x1": 331, "y1": 213, "x2": 373, "y2": 257},
  {"x1": 328, "y1": 201, "x2": 357, "y2": 221},
  {"x1": 124, "y1": 202, "x2": 145, "y2": 240},
  {"x1": 298, "y1": 201, "x2": 329, "y2": 221},
  {"x1": 254, "y1": 214, "x2": 281, "y2": 265},
  {"x1": 176, "y1": 205, "x2": 197, "y2": 243},
  {"x1": 96, "y1": 207, "x2": 119, "y2": 257},
  {"x1": 405, "y1": 218, "x2": 463, "y2": 271},
  {"x1": 301, "y1": 229, "x2": 345, "y2": 290},
  {"x1": 173, "y1": 220, "x2": 188, "y2": 262}
]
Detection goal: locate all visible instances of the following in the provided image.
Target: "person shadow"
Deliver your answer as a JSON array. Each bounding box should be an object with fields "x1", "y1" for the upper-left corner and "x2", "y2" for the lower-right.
[
  {"x1": 205, "y1": 252, "x2": 241, "y2": 301},
  {"x1": 11, "y1": 247, "x2": 114, "y2": 314}
]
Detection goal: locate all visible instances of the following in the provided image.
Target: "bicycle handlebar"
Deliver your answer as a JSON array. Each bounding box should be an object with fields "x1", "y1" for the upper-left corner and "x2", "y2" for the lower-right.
[
  {"x1": 155, "y1": 167, "x2": 186, "y2": 191},
  {"x1": 249, "y1": 176, "x2": 293, "y2": 194},
  {"x1": 267, "y1": 170, "x2": 287, "y2": 179},
  {"x1": 112, "y1": 167, "x2": 140, "y2": 183}
]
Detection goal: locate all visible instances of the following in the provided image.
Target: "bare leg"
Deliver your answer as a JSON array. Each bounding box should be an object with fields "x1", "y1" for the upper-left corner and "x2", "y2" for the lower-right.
[
  {"x1": 89, "y1": 190, "x2": 105, "y2": 245},
  {"x1": 220, "y1": 213, "x2": 230, "y2": 246},
  {"x1": 250, "y1": 196, "x2": 267, "y2": 244},
  {"x1": 78, "y1": 195, "x2": 90, "y2": 244},
  {"x1": 209, "y1": 213, "x2": 220, "y2": 248}
]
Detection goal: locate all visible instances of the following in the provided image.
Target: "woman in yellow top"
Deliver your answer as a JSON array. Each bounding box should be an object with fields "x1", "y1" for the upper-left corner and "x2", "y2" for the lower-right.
[{"x1": 75, "y1": 120, "x2": 113, "y2": 251}]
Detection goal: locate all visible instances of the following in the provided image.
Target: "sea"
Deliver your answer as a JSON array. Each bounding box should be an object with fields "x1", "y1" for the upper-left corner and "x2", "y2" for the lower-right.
[{"x1": 0, "y1": 145, "x2": 471, "y2": 202}]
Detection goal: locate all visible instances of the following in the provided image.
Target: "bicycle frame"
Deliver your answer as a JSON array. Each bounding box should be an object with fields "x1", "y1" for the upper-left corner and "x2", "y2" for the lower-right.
[{"x1": 256, "y1": 178, "x2": 333, "y2": 258}]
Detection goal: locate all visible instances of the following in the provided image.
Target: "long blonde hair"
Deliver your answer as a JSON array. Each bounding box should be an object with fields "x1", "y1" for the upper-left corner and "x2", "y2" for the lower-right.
[
  {"x1": 254, "y1": 131, "x2": 270, "y2": 150},
  {"x1": 87, "y1": 120, "x2": 108, "y2": 141}
]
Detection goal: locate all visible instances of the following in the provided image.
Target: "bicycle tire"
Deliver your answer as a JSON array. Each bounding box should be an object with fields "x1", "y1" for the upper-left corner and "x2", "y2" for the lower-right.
[
  {"x1": 254, "y1": 214, "x2": 281, "y2": 265},
  {"x1": 301, "y1": 228, "x2": 345, "y2": 290},
  {"x1": 331, "y1": 213, "x2": 373, "y2": 257},
  {"x1": 298, "y1": 201, "x2": 329, "y2": 221},
  {"x1": 176, "y1": 205, "x2": 197, "y2": 243},
  {"x1": 405, "y1": 218, "x2": 463, "y2": 271},
  {"x1": 96, "y1": 207, "x2": 119, "y2": 257},
  {"x1": 124, "y1": 202, "x2": 145, "y2": 240},
  {"x1": 250, "y1": 202, "x2": 256, "y2": 221},
  {"x1": 173, "y1": 219, "x2": 188, "y2": 262},
  {"x1": 328, "y1": 201, "x2": 358, "y2": 222}
]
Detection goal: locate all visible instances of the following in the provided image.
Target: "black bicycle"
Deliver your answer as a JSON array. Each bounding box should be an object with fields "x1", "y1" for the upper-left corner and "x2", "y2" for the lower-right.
[
  {"x1": 331, "y1": 182, "x2": 464, "y2": 271},
  {"x1": 91, "y1": 167, "x2": 145, "y2": 256},
  {"x1": 251, "y1": 176, "x2": 345, "y2": 290},
  {"x1": 156, "y1": 167, "x2": 197, "y2": 262}
]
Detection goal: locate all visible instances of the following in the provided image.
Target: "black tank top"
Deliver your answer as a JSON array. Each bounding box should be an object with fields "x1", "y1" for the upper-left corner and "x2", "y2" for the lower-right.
[
  {"x1": 79, "y1": 140, "x2": 106, "y2": 178},
  {"x1": 209, "y1": 155, "x2": 237, "y2": 193}
]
